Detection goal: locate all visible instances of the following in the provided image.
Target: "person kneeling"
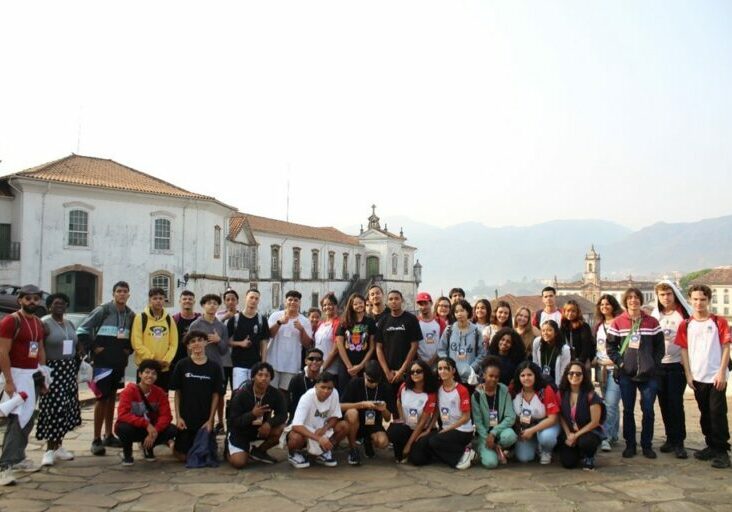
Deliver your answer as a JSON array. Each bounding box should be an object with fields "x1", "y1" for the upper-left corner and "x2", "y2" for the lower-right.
[
  {"x1": 341, "y1": 360, "x2": 395, "y2": 465},
  {"x1": 226, "y1": 362, "x2": 286, "y2": 468},
  {"x1": 114, "y1": 359, "x2": 177, "y2": 466},
  {"x1": 472, "y1": 356, "x2": 517, "y2": 469},
  {"x1": 287, "y1": 372, "x2": 348, "y2": 468}
]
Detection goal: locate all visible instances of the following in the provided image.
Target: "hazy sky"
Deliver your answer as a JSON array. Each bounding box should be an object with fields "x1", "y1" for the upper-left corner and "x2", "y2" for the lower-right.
[{"x1": 1, "y1": 1, "x2": 730, "y2": 232}]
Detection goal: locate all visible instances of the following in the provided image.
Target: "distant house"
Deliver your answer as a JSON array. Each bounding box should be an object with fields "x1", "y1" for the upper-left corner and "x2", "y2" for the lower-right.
[
  {"x1": 0, "y1": 155, "x2": 420, "y2": 313},
  {"x1": 554, "y1": 246, "x2": 656, "y2": 306},
  {"x1": 688, "y1": 267, "x2": 732, "y2": 322},
  {"x1": 492, "y1": 293, "x2": 597, "y2": 325}
]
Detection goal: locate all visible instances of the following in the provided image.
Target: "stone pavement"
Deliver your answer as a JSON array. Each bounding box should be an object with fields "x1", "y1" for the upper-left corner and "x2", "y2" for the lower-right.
[{"x1": 1, "y1": 393, "x2": 731, "y2": 512}]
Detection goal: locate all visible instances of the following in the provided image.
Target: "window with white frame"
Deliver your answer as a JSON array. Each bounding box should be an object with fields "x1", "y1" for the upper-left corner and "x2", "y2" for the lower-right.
[
  {"x1": 293, "y1": 247, "x2": 301, "y2": 280},
  {"x1": 403, "y1": 254, "x2": 409, "y2": 275},
  {"x1": 150, "y1": 271, "x2": 173, "y2": 306},
  {"x1": 68, "y1": 209, "x2": 89, "y2": 247},
  {"x1": 328, "y1": 251, "x2": 335, "y2": 280},
  {"x1": 271, "y1": 245, "x2": 281, "y2": 279},
  {"x1": 342, "y1": 253, "x2": 349, "y2": 279},
  {"x1": 154, "y1": 218, "x2": 171, "y2": 251},
  {"x1": 214, "y1": 226, "x2": 221, "y2": 259},
  {"x1": 392, "y1": 253, "x2": 398, "y2": 275},
  {"x1": 312, "y1": 250, "x2": 319, "y2": 279}
]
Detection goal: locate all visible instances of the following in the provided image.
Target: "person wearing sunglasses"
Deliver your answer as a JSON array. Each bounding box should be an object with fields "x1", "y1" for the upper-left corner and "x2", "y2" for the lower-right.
[
  {"x1": 340, "y1": 360, "x2": 396, "y2": 465},
  {"x1": 558, "y1": 362, "x2": 605, "y2": 470},
  {"x1": 387, "y1": 359, "x2": 438, "y2": 463},
  {"x1": 287, "y1": 348, "x2": 324, "y2": 423}
]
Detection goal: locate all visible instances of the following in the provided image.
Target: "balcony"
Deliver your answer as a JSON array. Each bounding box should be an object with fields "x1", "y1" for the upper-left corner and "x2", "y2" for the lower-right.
[{"x1": 0, "y1": 242, "x2": 20, "y2": 261}]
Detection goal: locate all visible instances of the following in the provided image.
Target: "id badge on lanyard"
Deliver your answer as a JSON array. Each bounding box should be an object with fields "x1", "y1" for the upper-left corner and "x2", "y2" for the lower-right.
[
  {"x1": 520, "y1": 408, "x2": 532, "y2": 426},
  {"x1": 440, "y1": 407, "x2": 450, "y2": 424},
  {"x1": 628, "y1": 333, "x2": 641, "y2": 350},
  {"x1": 489, "y1": 410, "x2": 498, "y2": 427},
  {"x1": 365, "y1": 409, "x2": 376, "y2": 426},
  {"x1": 542, "y1": 365, "x2": 552, "y2": 377},
  {"x1": 28, "y1": 341, "x2": 39, "y2": 359},
  {"x1": 407, "y1": 408, "x2": 419, "y2": 427}
]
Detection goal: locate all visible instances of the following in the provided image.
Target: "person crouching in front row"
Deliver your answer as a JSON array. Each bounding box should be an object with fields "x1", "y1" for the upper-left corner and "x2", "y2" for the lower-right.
[
  {"x1": 226, "y1": 362, "x2": 286, "y2": 468},
  {"x1": 114, "y1": 359, "x2": 177, "y2": 466}
]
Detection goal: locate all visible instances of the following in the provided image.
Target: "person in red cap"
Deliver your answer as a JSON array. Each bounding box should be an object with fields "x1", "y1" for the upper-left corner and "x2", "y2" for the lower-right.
[{"x1": 416, "y1": 292, "x2": 444, "y2": 367}]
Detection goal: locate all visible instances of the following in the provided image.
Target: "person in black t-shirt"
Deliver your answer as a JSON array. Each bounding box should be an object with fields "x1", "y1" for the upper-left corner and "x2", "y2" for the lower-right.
[
  {"x1": 341, "y1": 361, "x2": 395, "y2": 465},
  {"x1": 227, "y1": 289, "x2": 269, "y2": 390},
  {"x1": 287, "y1": 348, "x2": 323, "y2": 422},
  {"x1": 172, "y1": 290, "x2": 201, "y2": 370},
  {"x1": 169, "y1": 330, "x2": 222, "y2": 462},
  {"x1": 226, "y1": 362, "x2": 287, "y2": 468},
  {"x1": 367, "y1": 284, "x2": 390, "y2": 324},
  {"x1": 376, "y1": 291, "x2": 422, "y2": 397},
  {"x1": 336, "y1": 293, "x2": 377, "y2": 391}
]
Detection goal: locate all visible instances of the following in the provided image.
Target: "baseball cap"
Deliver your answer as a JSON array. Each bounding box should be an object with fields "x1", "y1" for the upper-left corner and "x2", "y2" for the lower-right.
[
  {"x1": 18, "y1": 284, "x2": 42, "y2": 298},
  {"x1": 416, "y1": 292, "x2": 432, "y2": 303}
]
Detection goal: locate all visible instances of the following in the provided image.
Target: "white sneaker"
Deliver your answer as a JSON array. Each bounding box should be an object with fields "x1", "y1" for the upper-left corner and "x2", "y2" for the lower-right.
[
  {"x1": 41, "y1": 450, "x2": 55, "y2": 467},
  {"x1": 601, "y1": 439, "x2": 612, "y2": 452},
  {"x1": 54, "y1": 446, "x2": 75, "y2": 461},
  {"x1": 10, "y1": 459, "x2": 40, "y2": 473},
  {"x1": 455, "y1": 448, "x2": 474, "y2": 470},
  {"x1": 288, "y1": 451, "x2": 310, "y2": 469},
  {"x1": 539, "y1": 450, "x2": 552, "y2": 465},
  {"x1": 314, "y1": 451, "x2": 337, "y2": 467},
  {"x1": 0, "y1": 468, "x2": 16, "y2": 486}
]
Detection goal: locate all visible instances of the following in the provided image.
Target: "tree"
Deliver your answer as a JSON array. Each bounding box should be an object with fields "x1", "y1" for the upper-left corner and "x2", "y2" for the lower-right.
[{"x1": 679, "y1": 269, "x2": 712, "y2": 294}]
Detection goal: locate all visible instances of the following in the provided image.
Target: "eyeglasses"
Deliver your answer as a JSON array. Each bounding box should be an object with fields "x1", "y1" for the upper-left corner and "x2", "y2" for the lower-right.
[
  {"x1": 306, "y1": 357, "x2": 323, "y2": 362},
  {"x1": 410, "y1": 369, "x2": 423, "y2": 375},
  {"x1": 567, "y1": 371, "x2": 583, "y2": 377}
]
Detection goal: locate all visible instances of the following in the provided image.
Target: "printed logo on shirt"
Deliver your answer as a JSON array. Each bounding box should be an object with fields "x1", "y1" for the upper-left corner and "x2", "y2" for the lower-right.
[
  {"x1": 347, "y1": 325, "x2": 368, "y2": 351},
  {"x1": 314, "y1": 409, "x2": 330, "y2": 419},
  {"x1": 151, "y1": 326, "x2": 168, "y2": 338},
  {"x1": 385, "y1": 325, "x2": 406, "y2": 332},
  {"x1": 184, "y1": 372, "x2": 212, "y2": 381}
]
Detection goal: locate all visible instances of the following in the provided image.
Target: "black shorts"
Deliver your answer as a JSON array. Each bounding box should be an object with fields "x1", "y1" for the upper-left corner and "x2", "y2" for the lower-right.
[
  {"x1": 223, "y1": 366, "x2": 233, "y2": 393},
  {"x1": 358, "y1": 423, "x2": 385, "y2": 441},
  {"x1": 93, "y1": 365, "x2": 125, "y2": 399},
  {"x1": 227, "y1": 428, "x2": 259, "y2": 453}
]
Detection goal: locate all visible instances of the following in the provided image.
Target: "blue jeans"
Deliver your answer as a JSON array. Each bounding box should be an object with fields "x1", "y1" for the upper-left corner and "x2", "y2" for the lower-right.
[
  {"x1": 619, "y1": 373, "x2": 658, "y2": 449},
  {"x1": 515, "y1": 423, "x2": 560, "y2": 462},
  {"x1": 601, "y1": 368, "x2": 621, "y2": 442}
]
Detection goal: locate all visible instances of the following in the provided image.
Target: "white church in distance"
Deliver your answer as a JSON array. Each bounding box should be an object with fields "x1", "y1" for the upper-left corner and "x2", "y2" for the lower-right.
[{"x1": 0, "y1": 154, "x2": 421, "y2": 313}]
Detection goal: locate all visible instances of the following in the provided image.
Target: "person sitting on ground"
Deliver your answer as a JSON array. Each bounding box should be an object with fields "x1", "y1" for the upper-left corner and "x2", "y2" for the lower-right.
[
  {"x1": 114, "y1": 359, "x2": 177, "y2": 466},
  {"x1": 287, "y1": 372, "x2": 348, "y2": 469},
  {"x1": 169, "y1": 330, "x2": 222, "y2": 462},
  {"x1": 340, "y1": 360, "x2": 395, "y2": 465},
  {"x1": 512, "y1": 361, "x2": 561, "y2": 464},
  {"x1": 472, "y1": 356, "x2": 517, "y2": 469},
  {"x1": 410, "y1": 357, "x2": 474, "y2": 470},
  {"x1": 287, "y1": 347, "x2": 324, "y2": 423},
  {"x1": 387, "y1": 359, "x2": 438, "y2": 464},
  {"x1": 557, "y1": 362, "x2": 605, "y2": 470},
  {"x1": 226, "y1": 362, "x2": 286, "y2": 468}
]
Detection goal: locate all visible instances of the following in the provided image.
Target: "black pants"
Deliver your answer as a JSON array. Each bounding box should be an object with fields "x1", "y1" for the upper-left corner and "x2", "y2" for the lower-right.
[
  {"x1": 410, "y1": 429, "x2": 473, "y2": 468},
  {"x1": 657, "y1": 362, "x2": 686, "y2": 446},
  {"x1": 386, "y1": 423, "x2": 430, "y2": 462},
  {"x1": 558, "y1": 432, "x2": 601, "y2": 468},
  {"x1": 116, "y1": 422, "x2": 178, "y2": 456},
  {"x1": 693, "y1": 381, "x2": 730, "y2": 453}
]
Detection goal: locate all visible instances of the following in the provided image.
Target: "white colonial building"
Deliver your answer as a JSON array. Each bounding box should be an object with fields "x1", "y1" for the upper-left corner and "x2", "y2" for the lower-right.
[
  {"x1": 0, "y1": 155, "x2": 421, "y2": 314},
  {"x1": 689, "y1": 267, "x2": 732, "y2": 322}
]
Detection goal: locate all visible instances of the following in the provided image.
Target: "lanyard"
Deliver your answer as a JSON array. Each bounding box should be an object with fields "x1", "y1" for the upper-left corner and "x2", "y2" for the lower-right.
[
  {"x1": 117, "y1": 310, "x2": 128, "y2": 330},
  {"x1": 541, "y1": 344, "x2": 557, "y2": 368},
  {"x1": 22, "y1": 314, "x2": 39, "y2": 341},
  {"x1": 303, "y1": 374, "x2": 314, "y2": 390},
  {"x1": 51, "y1": 319, "x2": 74, "y2": 340},
  {"x1": 485, "y1": 390, "x2": 497, "y2": 410},
  {"x1": 364, "y1": 381, "x2": 378, "y2": 402}
]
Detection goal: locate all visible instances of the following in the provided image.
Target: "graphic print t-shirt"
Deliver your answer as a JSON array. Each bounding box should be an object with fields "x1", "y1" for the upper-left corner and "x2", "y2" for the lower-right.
[
  {"x1": 336, "y1": 317, "x2": 377, "y2": 366},
  {"x1": 398, "y1": 383, "x2": 436, "y2": 429},
  {"x1": 291, "y1": 388, "x2": 342, "y2": 432},
  {"x1": 170, "y1": 357, "x2": 223, "y2": 428},
  {"x1": 437, "y1": 383, "x2": 473, "y2": 433}
]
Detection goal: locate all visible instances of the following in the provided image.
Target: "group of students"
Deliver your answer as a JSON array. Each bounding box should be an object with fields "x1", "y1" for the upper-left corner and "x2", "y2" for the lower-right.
[{"x1": 0, "y1": 279, "x2": 729, "y2": 486}]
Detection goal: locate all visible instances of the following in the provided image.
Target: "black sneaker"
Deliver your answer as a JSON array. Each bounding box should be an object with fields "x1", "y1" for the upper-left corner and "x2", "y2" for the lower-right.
[
  {"x1": 143, "y1": 448, "x2": 156, "y2": 462},
  {"x1": 659, "y1": 441, "x2": 674, "y2": 453},
  {"x1": 582, "y1": 456, "x2": 596, "y2": 471},
  {"x1": 674, "y1": 446, "x2": 688, "y2": 459},
  {"x1": 363, "y1": 438, "x2": 375, "y2": 458},
  {"x1": 622, "y1": 446, "x2": 636, "y2": 458},
  {"x1": 103, "y1": 435, "x2": 122, "y2": 448},
  {"x1": 214, "y1": 423, "x2": 225, "y2": 436},
  {"x1": 249, "y1": 447, "x2": 277, "y2": 465},
  {"x1": 91, "y1": 438, "x2": 106, "y2": 456},
  {"x1": 711, "y1": 452, "x2": 731, "y2": 469},
  {"x1": 694, "y1": 446, "x2": 715, "y2": 461},
  {"x1": 348, "y1": 447, "x2": 361, "y2": 466},
  {"x1": 120, "y1": 452, "x2": 134, "y2": 466},
  {"x1": 642, "y1": 447, "x2": 657, "y2": 459}
]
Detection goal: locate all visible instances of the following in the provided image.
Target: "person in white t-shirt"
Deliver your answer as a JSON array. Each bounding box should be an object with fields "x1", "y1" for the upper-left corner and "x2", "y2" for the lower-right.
[
  {"x1": 676, "y1": 284, "x2": 731, "y2": 469},
  {"x1": 415, "y1": 292, "x2": 443, "y2": 367},
  {"x1": 266, "y1": 290, "x2": 314, "y2": 392},
  {"x1": 532, "y1": 287, "x2": 563, "y2": 328},
  {"x1": 652, "y1": 280, "x2": 692, "y2": 459},
  {"x1": 287, "y1": 372, "x2": 348, "y2": 468}
]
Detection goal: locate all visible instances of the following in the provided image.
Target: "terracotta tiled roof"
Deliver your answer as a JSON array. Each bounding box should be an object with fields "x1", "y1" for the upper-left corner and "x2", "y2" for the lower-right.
[
  {"x1": 689, "y1": 267, "x2": 732, "y2": 286},
  {"x1": 228, "y1": 215, "x2": 257, "y2": 244},
  {"x1": 235, "y1": 213, "x2": 361, "y2": 246},
  {"x1": 4, "y1": 154, "x2": 218, "y2": 202}
]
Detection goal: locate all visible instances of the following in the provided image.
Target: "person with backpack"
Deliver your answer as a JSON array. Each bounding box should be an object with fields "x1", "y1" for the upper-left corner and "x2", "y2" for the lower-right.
[
  {"x1": 0, "y1": 285, "x2": 46, "y2": 485},
  {"x1": 131, "y1": 287, "x2": 179, "y2": 392},
  {"x1": 558, "y1": 361, "x2": 605, "y2": 470},
  {"x1": 437, "y1": 299, "x2": 484, "y2": 389},
  {"x1": 76, "y1": 280, "x2": 135, "y2": 457},
  {"x1": 226, "y1": 362, "x2": 287, "y2": 468},
  {"x1": 676, "y1": 284, "x2": 731, "y2": 469},
  {"x1": 228, "y1": 288, "x2": 269, "y2": 390},
  {"x1": 512, "y1": 361, "x2": 561, "y2": 465}
]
